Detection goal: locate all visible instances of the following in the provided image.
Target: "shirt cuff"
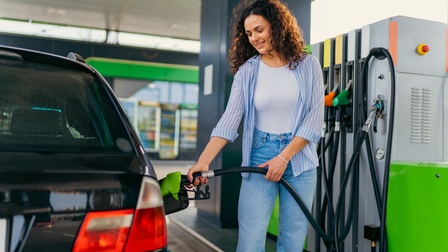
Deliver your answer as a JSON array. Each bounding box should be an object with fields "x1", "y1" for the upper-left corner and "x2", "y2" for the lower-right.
[
  {"x1": 295, "y1": 126, "x2": 320, "y2": 143},
  {"x1": 211, "y1": 127, "x2": 239, "y2": 143}
]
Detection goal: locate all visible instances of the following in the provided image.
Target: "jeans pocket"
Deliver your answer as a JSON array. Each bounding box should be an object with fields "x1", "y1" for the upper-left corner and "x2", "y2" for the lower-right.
[{"x1": 252, "y1": 136, "x2": 266, "y2": 149}]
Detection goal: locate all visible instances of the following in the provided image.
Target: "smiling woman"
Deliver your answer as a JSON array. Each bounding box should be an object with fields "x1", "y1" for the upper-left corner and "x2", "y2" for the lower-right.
[{"x1": 186, "y1": 1, "x2": 324, "y2": 252}]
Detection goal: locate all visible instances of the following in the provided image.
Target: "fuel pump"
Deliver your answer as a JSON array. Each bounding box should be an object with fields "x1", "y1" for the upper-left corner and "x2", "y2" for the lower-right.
[
  {"x1": 307, "y1": 15, "x2": 446, "y2": 252},
  {"x1": 359, "y1": 16, "x2": 448, "y2": 252}
]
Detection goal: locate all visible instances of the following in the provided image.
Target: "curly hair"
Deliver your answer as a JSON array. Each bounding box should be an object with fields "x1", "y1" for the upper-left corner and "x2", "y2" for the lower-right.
[{"x1": 228, "y1": 0, "x2": 306, "y2": 74}]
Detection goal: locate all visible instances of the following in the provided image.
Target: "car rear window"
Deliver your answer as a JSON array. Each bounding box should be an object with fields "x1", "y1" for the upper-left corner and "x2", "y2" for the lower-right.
[{"x1": 0, "y1": 56, "x2": 134, "y2": 154}]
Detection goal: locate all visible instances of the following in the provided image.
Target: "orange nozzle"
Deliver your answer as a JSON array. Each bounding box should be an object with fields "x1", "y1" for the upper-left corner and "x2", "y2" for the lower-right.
[{"x1": 325, "y1": 92, "x2": 336, "y2": 106}]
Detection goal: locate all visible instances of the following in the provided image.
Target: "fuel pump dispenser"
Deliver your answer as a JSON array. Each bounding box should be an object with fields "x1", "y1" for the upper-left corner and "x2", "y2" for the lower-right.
[
  {"x1": 308, "y1": 15, "x2": 448, "y2": 252},
  {"x1": 360, "y1": 16, "x2": 448, "y2": 252}
]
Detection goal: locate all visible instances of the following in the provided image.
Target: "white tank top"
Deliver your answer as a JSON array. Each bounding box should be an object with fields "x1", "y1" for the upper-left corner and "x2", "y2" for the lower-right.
[{"x1": 254, "y1": 60, "x2": 299, "y2": 134}]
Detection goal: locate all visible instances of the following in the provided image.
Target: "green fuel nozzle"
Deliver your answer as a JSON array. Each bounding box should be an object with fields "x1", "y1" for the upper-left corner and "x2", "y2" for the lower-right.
[
  {"x1": 333, "y1": 80, "x2": 352, "y2": 106},
  {"x1": 160, "y1": 171, "x2": 182, "y2": 200}
]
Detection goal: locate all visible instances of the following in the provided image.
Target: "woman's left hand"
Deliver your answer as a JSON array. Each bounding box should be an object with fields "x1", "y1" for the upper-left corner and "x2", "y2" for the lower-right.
[{"x1": 258, "y1": 156, "x2": 288, "y2": 182}]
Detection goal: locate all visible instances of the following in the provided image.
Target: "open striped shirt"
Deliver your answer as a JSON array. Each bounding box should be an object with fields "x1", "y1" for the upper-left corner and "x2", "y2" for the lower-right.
[{"x1": 211, "y1": 54, "x2": 324, "y2": 177}]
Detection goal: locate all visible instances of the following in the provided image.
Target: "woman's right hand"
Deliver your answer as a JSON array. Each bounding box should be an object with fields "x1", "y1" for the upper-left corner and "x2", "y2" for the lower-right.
[
  {"x1": 186, "y1": 136, "x2": 228, "y2": 186},
  {"x1": 186, "y1": 162, "x2": 209, "y2": 187}
]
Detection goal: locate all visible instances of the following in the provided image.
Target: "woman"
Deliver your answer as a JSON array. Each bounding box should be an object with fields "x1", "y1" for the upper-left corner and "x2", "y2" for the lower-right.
[{"x1": 187, "y1": 0, "x2": 324, "y2": 251}]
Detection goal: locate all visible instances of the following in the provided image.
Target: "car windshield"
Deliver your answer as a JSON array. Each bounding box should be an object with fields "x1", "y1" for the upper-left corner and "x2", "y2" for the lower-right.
[{"x1": 0, "y1": 56, "x2": 134, "y2": 154}]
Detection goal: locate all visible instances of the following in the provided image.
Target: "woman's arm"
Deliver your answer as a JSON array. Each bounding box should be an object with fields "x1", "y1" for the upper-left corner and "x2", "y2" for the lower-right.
[
  {"x1": 259, "y1": 136, "x2": 309, "y2": 182},
  {"x1": 187, "y1": 67, "x2": 248, "y2": 184},
  {"x1": 187, "y1": 136, "x2": 228, "y2": 185}
]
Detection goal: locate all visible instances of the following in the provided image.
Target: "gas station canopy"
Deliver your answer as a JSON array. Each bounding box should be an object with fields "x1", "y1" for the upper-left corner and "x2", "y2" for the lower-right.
[{"x1": 0, "y1": 0, "x2": 201, "y2": 41}]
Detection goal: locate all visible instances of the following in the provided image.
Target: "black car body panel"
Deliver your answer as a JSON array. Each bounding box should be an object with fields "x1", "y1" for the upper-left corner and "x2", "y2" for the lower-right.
[{"x1": 1, "y1": 171, "x2": 142, "y2": 251}]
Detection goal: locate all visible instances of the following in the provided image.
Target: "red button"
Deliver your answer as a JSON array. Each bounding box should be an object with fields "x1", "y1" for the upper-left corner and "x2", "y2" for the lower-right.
[{"x1": 417, "y1": 44, "x2": 430, "y2": 55}]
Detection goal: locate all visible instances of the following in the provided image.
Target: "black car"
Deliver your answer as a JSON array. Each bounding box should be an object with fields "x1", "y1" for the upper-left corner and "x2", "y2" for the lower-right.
[{"x1": 0, "y1": 46, "x2": 188, "y2": 252}]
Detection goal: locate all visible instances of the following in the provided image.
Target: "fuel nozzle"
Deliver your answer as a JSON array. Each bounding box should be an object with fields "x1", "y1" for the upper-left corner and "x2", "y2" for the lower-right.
[
  {"x1": 362, "y1": 110, "x2": 377, "y2": 132},
  {"x1": 160, "y1": 171, "x2": 182, "y2": 200},
  {"x1": 372, "y1": 96, "x2": 385, "y2": 132},
  {"x1": 325, "y1": 84, "x2": 339, "y2": 107},
  {"x1": 363, "y1": 96, "x2": 385, "y2": 133},
  {"x1": 333, "y1": 80, "x2": 352, "y2": 106},
  {"x1": 373, "y1": 96, "x2": 385, "y2": 115}
]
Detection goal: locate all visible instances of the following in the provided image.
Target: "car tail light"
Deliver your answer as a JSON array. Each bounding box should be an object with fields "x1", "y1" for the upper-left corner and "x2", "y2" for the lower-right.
[
  {"x1": 124, "y1": 177, "x2": 167, "y2": 251},
  {"x1": 73, "y1": 177, "x2": 167, "y2": 252}
]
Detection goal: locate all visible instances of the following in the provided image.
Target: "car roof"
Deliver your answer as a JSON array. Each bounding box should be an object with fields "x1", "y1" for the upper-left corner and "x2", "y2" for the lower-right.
[{"x1": 0, "y1": 45, "x2": 95, "y2": 74}]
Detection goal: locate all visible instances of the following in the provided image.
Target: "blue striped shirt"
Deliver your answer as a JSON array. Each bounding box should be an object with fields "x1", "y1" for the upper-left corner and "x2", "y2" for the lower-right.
[{"x1": 211, "y1": 54, "x2": 324, "y2": 177}]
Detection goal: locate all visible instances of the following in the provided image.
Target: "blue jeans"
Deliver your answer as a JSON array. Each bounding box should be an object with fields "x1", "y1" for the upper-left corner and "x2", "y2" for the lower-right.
[{"x1": 237, "y1": 128, "x2": 317, "y2": 252}]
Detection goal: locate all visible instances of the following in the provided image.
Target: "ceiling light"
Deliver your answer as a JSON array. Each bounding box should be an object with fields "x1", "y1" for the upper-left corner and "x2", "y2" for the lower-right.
[
  {"x1": 169, "y1": 23, "x2": 188, "y2": 31},
  {"x1": 46, "y1": 8, "x2": 67, "y2": 16}
]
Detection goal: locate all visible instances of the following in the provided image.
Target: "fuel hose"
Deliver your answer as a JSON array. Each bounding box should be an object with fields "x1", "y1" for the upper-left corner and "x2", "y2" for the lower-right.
[{"x1": 186, "y1": 166, "x2": 334, "y2": 243}]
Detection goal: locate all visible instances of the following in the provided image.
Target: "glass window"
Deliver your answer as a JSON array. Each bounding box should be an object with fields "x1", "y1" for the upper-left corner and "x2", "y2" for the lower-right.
[
  {"x1": 0, "y1": 58, "x2": 133, "y2": 154},
  {"x1": 184, "y1": 84, "x2": 199, "y2": 104},
  {"x1": 123, "y1": 80, "x2": 198, "y2": 105},
  {"x1": 169, "y1": 82, "x2": 184, "y2": 103}
]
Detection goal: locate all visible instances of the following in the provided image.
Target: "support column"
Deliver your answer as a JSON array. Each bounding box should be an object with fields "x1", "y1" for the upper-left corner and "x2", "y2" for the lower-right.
[{"x1": 196, "y1": 0, "x2": 311, "y2": 228}]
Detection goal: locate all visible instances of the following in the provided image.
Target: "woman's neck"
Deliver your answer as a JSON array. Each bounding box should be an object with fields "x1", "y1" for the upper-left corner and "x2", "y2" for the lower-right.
[{"x1": 261, "y1": 53, "x2": 287, "y2": 68}]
